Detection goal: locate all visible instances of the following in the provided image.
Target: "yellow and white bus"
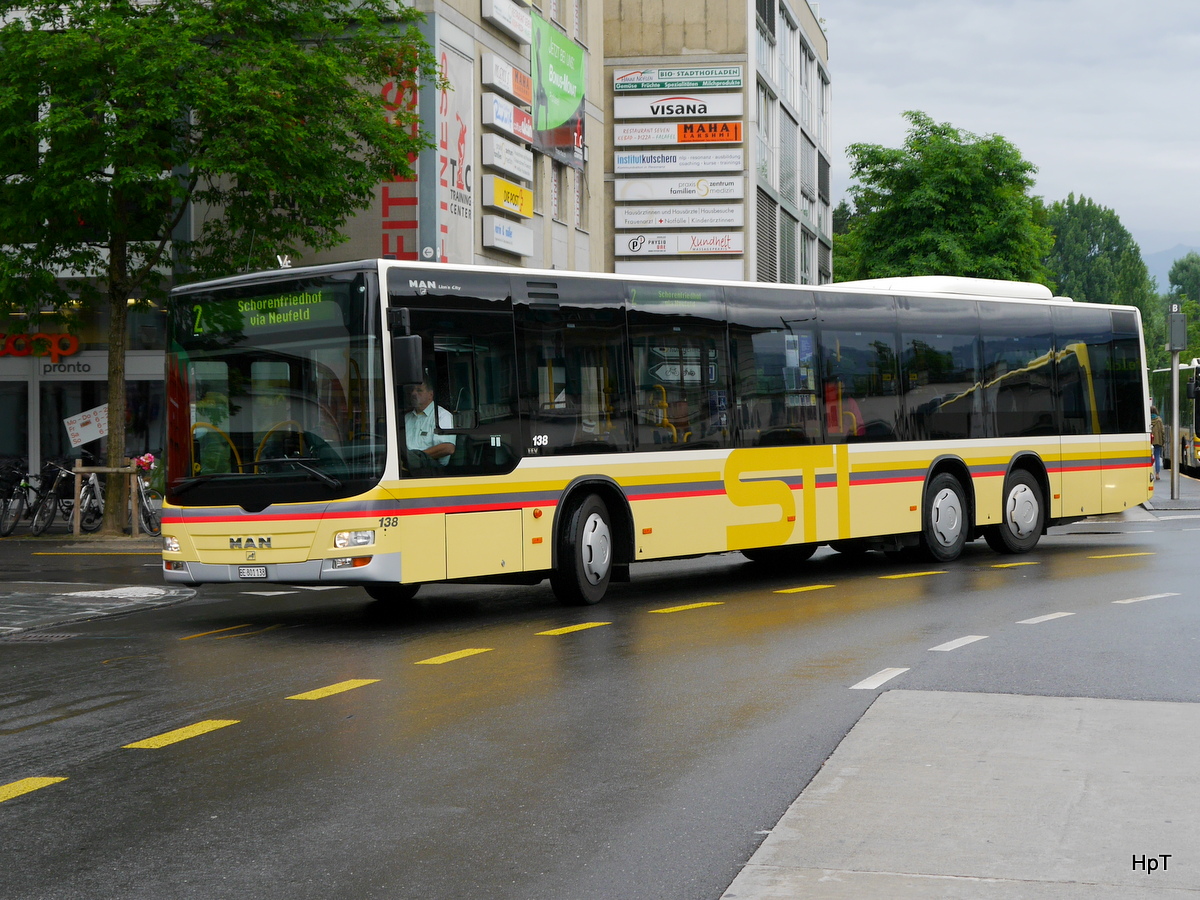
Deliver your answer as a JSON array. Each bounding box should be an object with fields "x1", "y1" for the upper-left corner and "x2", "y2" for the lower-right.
[{"x1": 161, "y1": 261, "x2": 1152, "y2": 605}]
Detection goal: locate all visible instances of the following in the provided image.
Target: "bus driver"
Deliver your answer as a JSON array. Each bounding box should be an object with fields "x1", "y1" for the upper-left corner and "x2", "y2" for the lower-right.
[{"x1": 404, "y1": 377, "x2": 456, "y2": 468}]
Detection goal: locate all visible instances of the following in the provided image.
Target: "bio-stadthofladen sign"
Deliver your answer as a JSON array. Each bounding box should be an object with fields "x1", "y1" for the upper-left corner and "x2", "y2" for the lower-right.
[{"x1": 613, "y1": 65, "x2": 743, "y2": 92}]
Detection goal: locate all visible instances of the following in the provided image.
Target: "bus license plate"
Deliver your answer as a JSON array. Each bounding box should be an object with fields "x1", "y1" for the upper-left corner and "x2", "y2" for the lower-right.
[{"x1": 238, "y1": 566, "x2": 268, "y2": 579}]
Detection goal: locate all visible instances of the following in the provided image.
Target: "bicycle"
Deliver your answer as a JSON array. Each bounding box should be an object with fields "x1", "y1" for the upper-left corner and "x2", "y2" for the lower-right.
[
  {"x1": 0, "y1": 465, "x2": 31, "y2": 536},
  {"x1": 28, "y1": 462, "x2": 76, "y2": 536},
  {"x1": 131, "y1": 453, "x2": 162, "y2": 536},
  {"x1": 75, "y1": 467, "x2": 104, "y2": 533}
]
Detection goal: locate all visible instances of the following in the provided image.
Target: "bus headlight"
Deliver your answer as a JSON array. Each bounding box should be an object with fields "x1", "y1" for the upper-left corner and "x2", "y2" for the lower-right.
[
  {"x1": 163, "y1": 536, "x2": 180, "y2": 553},
  {"x1": 334, "y1": 530, "x2": 375, "y2": 549}
]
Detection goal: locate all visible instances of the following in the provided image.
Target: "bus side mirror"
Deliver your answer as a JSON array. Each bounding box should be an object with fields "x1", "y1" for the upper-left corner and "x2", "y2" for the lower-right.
[
  {"x1": 1189, "y1": 380, "x2": 1197, "y2": 400},
  {"x1": 393, "y1": 335, "x2": 423, "y2": 385}
]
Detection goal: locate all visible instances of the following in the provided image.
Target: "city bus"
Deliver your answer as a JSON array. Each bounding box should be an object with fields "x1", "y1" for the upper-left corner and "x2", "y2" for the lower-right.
[{"x1": 160, "y1": 260, "x2": 1152, "y2": 605}]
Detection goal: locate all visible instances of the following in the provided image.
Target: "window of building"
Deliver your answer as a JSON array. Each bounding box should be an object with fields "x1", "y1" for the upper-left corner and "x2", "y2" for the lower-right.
[
  {"x1": 778, "y1": 7, "x2": 797, "y2": 105},
  {"x1": 756, "y1": 83, "x2": 775, "y2": 187},
  {"x1": 551, "y1": 161, "x2": 565, "y2": 221},
  {"x1": 574, "y1": 166, "x2": 587, "y2": 229},
  {"x1": 757, "y1": 189, "x2": 777, "y2": 282},
  {"x1": 779, "y1": 112, "x2": 798, "y2": 206}
]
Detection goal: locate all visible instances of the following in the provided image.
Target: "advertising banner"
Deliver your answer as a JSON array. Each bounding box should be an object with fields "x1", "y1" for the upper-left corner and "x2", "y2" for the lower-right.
[
  {"x1": 483, "y1": 214, "x2": 534, "y2": 256},
  {"x1": 531, "y1": 13, "x2": 586, "y2": 170},
  {"x1": 613, "y1": 65, "x2": 743, "y2": 92},
  {"x1": 437, "y1": 34, "x2": 474, "y2": 263},
  {"x1": 614, "y1": 148, "x2": 744, "y2": 174},
  {"x1": 616, "y1": 232, "x2": 745, "y2": 257},
  {"x1": 483, "y1": 174, "x2": 534, "y2": 218},
  {"x1": 483, "y1": 92, "x2": 534, "y2": 144},
  {"x1": 482, "y1": 133, "x2": 534, "y2": 182},
  {"x1": 613, "y1": 92, "x2": 743, "y2": 119},
  {"x1": 616, "y1": 204, "x2": 744, "y2": 229},
  {"x1": 614, "y1": 121, "x2": 743, "y2": 146},
  {"x1": 481, "y1": 0, "x2": 532, "y2": 43},
  {"x1": 614, "y1": 176, "x2": 745, "y2": 201}
]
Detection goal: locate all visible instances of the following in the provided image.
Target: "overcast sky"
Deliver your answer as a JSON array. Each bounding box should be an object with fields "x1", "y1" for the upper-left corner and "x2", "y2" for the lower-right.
[{"x1": 820, "y1": 0, "x2": 1200, "y2": 257}]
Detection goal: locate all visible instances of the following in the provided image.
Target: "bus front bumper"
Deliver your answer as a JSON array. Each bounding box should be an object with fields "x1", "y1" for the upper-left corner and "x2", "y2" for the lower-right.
[{"x1": 162, "y1": 550, "x2": 402, "y2": 586}]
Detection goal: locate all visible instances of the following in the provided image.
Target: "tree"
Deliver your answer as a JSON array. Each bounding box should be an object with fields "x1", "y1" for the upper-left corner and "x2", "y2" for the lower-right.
[
  {"x1": 0, "y1": 0, "x2": 438, "y2": 533},
  {"x1": 1043, "y1": 193, "x2": 1164, "y2": 366},
  {"x1": 1168, "y1": 252, "x2": 1200, "y2": 304},
  {"x1": 834, "y1": 111, "x2": 1053, "y2": 284}
]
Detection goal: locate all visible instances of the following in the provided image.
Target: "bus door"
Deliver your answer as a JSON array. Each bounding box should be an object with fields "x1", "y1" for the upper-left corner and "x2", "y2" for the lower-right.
[{"x1": 386, "y1": 270, "x2": 521, "y2": 579}]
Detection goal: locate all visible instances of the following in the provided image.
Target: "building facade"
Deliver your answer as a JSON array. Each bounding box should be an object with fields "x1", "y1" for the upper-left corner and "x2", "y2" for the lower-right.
[
  {"x1": 0, "y1": 0, "x2": 830, "y2": 473},
  {"x1": 605, "y1": 0, "x2": 832, "y2": 282}
]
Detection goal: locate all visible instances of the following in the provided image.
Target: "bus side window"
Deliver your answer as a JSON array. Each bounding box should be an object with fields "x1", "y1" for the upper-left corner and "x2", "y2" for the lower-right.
[{"x1": 517, "y1": 304, "x2": 631, "y2": 455}]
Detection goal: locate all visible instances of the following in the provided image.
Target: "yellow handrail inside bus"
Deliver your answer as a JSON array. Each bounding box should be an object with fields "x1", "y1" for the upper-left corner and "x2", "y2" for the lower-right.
[{"x1": 191, "y1": 422, "x2": 242, "y2": 476}]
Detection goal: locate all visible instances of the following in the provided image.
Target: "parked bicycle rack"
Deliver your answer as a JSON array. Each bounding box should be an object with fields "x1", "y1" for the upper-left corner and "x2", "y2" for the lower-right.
[{"x1": 72, "y1": 459, "x2": 141, "y2": 537}]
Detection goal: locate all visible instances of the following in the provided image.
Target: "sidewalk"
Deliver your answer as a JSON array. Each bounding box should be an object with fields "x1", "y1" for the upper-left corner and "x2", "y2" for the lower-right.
[
  {"x1": 1143, "y1": 467, "x2": 1200, "y2": 511},
  {"x1": 722, "y1": 691, "x2": 1200, "y2": 898},
  {"x1": 0, "y1": 531, "x2": 193, "y2": 635}
]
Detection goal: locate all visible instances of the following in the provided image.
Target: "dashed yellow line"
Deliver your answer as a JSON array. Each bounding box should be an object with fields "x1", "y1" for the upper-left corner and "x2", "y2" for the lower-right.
[
  {"x1": 880, "y1": 571, "x2": 946, "y2": 580},
  {"x1": 415, "y1": 648, "x2": 492, "y2": 665},
  {"x1": 538, "y1": 622, "x2": 611, "y2": 636},
  {"x1": 775, "y1": 584, "x2": 836, "y2": 594},
  {"x1": 0, "y1": 777, "x2": 67, "y2": 803},
  {"x1": 215, "y1": 624, "x2": 282, "y2": 640},
  {"x1": 650, "y1": 602, "x2": 724, "y2": 614},
  {"x1": 124, "y1": 719, "x2": 240, "y2": 750},
  {"x1": 1088, "y1": 552, "x2": 1155, "y2": 559},
  {"x1": 180, "y1": 624, "x2": 252, "y2": 641},
  {"x1": 287, "y1": 679, "x2": 379, "y2": 701},
  {"x1": 992, "y1": 562, "x2": 1040, "y2": 568}
]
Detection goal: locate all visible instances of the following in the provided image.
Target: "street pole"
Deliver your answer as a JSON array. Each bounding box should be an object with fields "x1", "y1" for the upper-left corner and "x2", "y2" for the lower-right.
[{"x1": 1168, "y1": 304, "x2": 1187, "y2": 500}]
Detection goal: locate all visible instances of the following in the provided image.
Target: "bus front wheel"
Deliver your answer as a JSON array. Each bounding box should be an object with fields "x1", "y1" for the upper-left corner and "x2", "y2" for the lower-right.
[
  {"x1": 551, "y1": 494, "x2": 612, "y2": 606},
  {"x1": 985, "y1": 470, "x2": 1043, "y2": 554},
  {"x1": 364, "y1": 583, "x2": 421, "y2": 603}
]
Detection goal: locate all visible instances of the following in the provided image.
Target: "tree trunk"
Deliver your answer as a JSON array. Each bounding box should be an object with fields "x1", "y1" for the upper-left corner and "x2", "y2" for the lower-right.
[{"x1": 100, "y1": 240, "x2": 129, "y2": 536}]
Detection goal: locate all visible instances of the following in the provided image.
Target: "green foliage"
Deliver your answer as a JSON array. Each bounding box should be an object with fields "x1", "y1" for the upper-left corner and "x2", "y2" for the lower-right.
[
  {"x1": 834, "y1": 111, "x2": 1053, "y2": 284},
  {"x1": 1043, "y1": 193, "x2": 1164, "y2": 367},
  {"x1": 1168, "y1": 252, "x2": 1200, "y2": 304},
  {"x1": 0, "y1": 0, "x2": 438, "y2": 309}
]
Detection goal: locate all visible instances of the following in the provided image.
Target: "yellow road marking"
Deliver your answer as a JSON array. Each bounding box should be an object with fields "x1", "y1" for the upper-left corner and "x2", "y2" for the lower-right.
[
  {"x1": 287, "y1": 679, "x2": 380, "y2": 701},
  {"x1": 124, "y1": 719, "x2": 240, "y2": 749},
  {"x1": 992, "y1": 562, "x2": 1040, "y2": 568},
  {"x1": 215, "y1": 624, "x2": 282, "y2": 639},
  {"x1": 32, "y1": 552, "x2": 160, "y2": 556},
  {"x1": 180, "y1": 624, "x2": 252, "y2": 641},
  {"x1": 1088, "y1": 552, "x2": 1155, "y2": 559},
  {"x1": 0, "y1": 777, "x2": 67, "y2": 803},
  {"x1": 537, "y1": 623, "x2": 611, "y2": 636},
  {"x1": 649, "y1": 602, "x2": 724, "y2": 614},
  {"x1": 415, "y1": 648, "x2": 493, "y2": 665},
  {"x1": 775, "y1": 584, "x2": 836, "y2": 594},
  {"x1": 880, "y1": 571, "x2": 946, "y2": 580}
]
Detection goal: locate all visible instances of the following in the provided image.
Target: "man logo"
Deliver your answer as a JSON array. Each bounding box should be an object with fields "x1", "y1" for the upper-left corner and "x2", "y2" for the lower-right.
[{"x1": 230, "y1": 537, "x2": 272, "y2": 550}]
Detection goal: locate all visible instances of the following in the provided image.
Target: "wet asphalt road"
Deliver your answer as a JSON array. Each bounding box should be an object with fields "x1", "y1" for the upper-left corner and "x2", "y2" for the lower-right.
[{"x1": 2, "y1": 505, "x2": 1199, "y2": 900}]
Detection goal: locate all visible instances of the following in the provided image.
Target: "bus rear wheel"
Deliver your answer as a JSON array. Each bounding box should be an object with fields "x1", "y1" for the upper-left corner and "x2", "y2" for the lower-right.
[
  {"x1": 921, "y1": 472, "x2": 968, "y2": 562},
  {"x1": 985, "y1": 470, "x2": 1043, "y2": 553},
  {"x1": 551, "y1": 493, "x2": 612, "y2": 606}
]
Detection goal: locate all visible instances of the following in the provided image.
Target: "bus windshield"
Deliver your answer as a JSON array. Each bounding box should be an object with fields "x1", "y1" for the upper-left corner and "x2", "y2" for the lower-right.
[{"x1": 165, "y1": 269, "x2": 386, "y2": 509}]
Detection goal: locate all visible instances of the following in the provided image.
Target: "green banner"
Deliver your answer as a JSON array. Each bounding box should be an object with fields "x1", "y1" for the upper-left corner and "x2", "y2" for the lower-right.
[{"x1": 531, "y1": 14, "x2": 585, "y2": 170}]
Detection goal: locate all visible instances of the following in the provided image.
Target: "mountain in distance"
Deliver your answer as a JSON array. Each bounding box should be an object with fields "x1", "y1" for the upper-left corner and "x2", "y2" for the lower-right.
[{"x1": 1143, "y1": 244, "x2": 1200, "y2": 293}]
